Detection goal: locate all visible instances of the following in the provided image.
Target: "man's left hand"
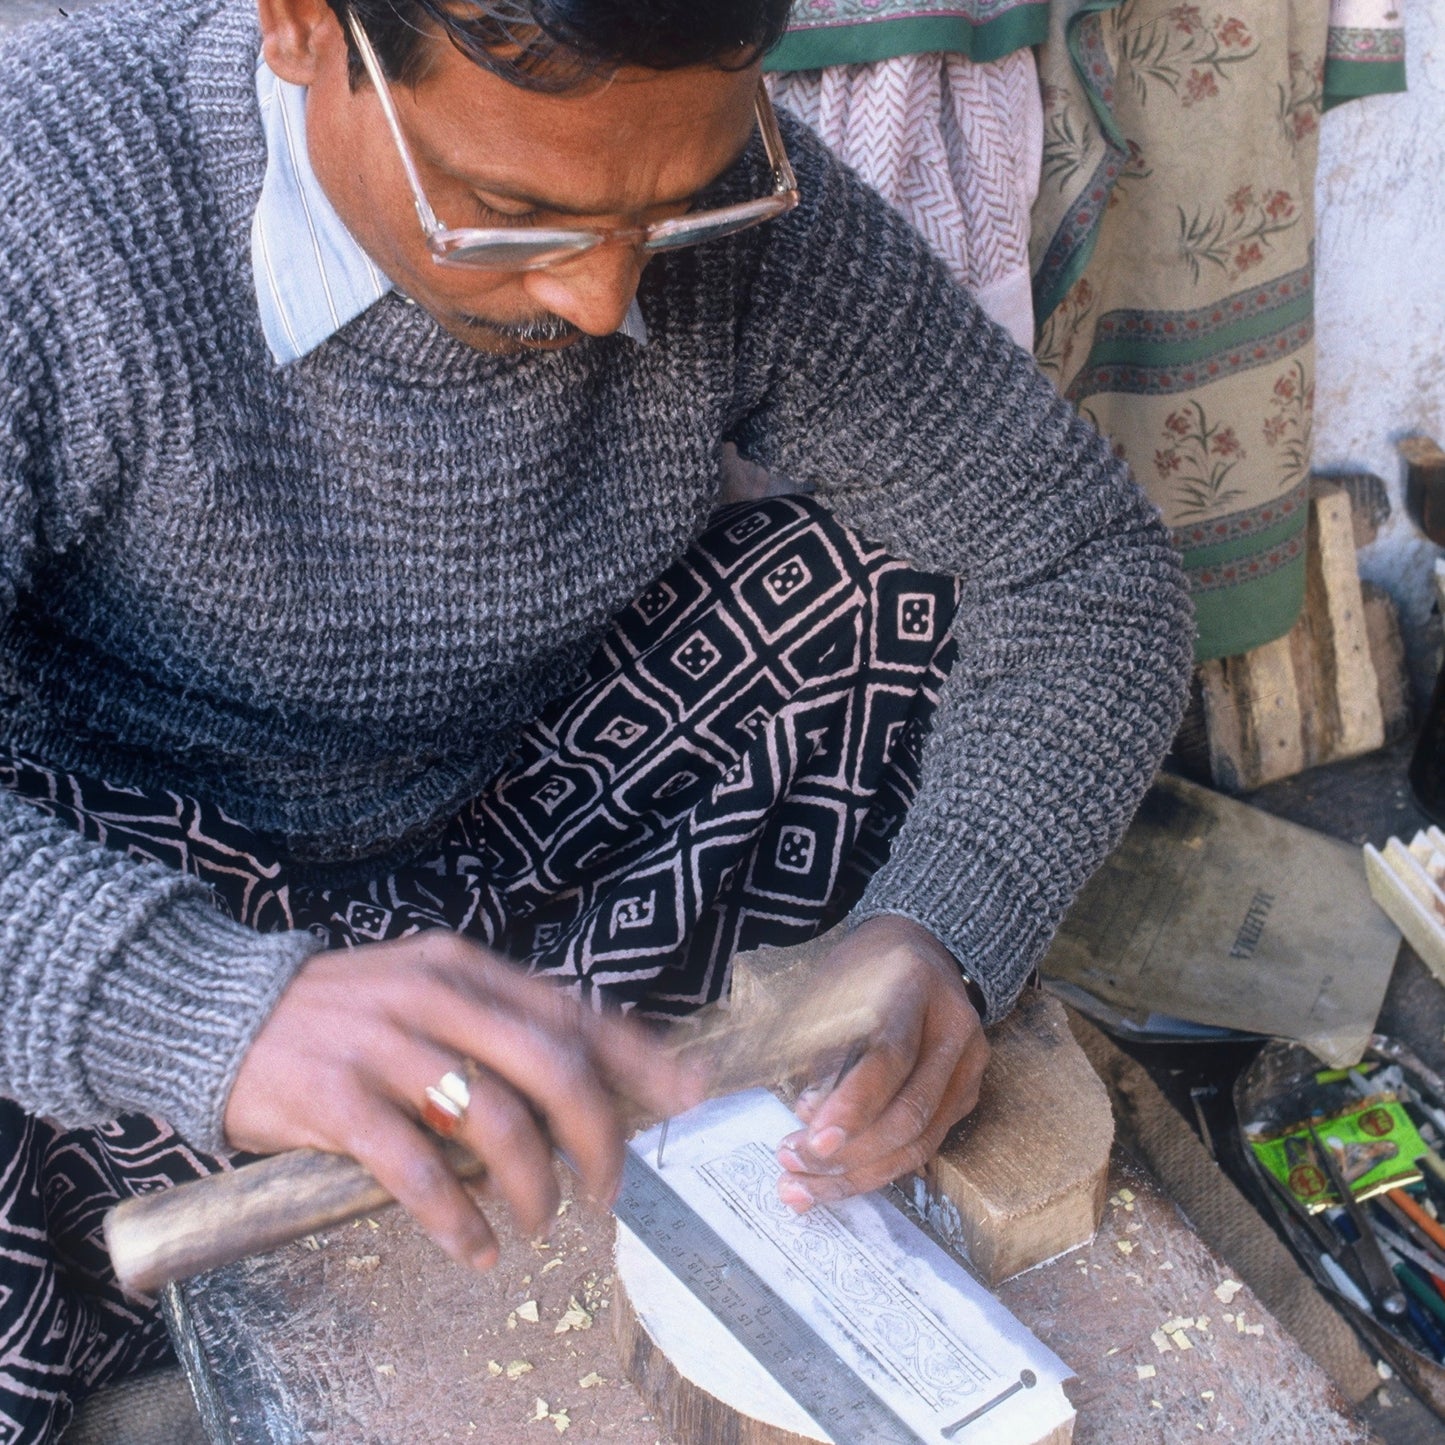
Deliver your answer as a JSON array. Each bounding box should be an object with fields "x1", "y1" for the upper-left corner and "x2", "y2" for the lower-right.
[{"x1": 774, "y1": 914, "x2": 989, "y2": 1211}]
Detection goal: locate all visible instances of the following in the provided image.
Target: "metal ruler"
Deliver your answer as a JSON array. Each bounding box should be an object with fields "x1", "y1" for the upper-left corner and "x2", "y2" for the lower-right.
[{"x1": 614, "y1": 1149, "x2": 927, "y2": 1445}]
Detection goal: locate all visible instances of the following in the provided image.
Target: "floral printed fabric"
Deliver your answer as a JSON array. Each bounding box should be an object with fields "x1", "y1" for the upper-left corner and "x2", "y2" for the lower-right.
[
  {"x1": 1030, "y1": 0, "x2": 1406, "y2": 660},
  {"x1": 767, "y1": 1, "x2": 1049, "y2": 70}
]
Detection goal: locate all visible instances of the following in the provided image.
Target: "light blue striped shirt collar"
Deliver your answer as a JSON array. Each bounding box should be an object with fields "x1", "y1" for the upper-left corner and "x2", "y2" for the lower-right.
[{"x1": 250, "y1": 58, "x2": 647, "y2": 367}]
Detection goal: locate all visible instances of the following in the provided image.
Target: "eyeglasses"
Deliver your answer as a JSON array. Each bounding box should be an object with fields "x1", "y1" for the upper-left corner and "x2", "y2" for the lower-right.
[{"x1": 345, "y1": 10, "x2": 800, "y2": 273}]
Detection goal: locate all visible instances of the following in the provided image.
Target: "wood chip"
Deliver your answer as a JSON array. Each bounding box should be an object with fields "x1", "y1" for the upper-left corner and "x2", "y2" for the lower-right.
[
  {"x1": 506, "y1": 1361, "x2": 534, "y2": 1380},
  {"x1": 554, "y1": 1297, "x2": 593, "y2": 1335},
  {"x1": 1214, "y1": 1279, "x2": 1243, "y2": 1304},
  {"x1": 1136, "y1": 1365, "x2": 1156, "y2": 1380},
  {"x1": 488, "y1": 1361, "x2": 503, "y2": 1377},
  {"x1": 1151, "y1": 1330, "x2": 1173, "y2": 1353},
  {"x1": 345, "y1": 1255, "x2": 381, "y2": 1272},
  {"x1": 550, "y1": 1410, "x2": 571, "y2": 1433},
  {"x1": 375, "y1": 1364, "x2": 396, "y2": 1378},
  {"x1": 578, "y1": 1372, "x2": 605, "y2": 1389},
  {"x1": 1169, "y1": 1330, "x2": 1193, "y2": 1351},
  {"x1": 540, "y1": 1258, "x2": 565, "y2": 1274},
  {"x1": 516, "y1": 1300, "x2": 541, "y2": 1324},
  {"x1": 533, "y1": 1398, "x2": 550, "y2": 1421},
  {"x1": 1117, "y1": 1240, "x2": 1135, "y2": 1255}
]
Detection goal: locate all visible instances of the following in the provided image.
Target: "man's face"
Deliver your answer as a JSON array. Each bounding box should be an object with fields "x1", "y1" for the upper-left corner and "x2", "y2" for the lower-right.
[{"x1": 260, "y1": 3, "x2": 761, "y2": 355}]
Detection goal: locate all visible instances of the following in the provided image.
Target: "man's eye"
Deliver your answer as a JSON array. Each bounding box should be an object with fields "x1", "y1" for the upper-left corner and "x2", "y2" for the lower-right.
[{"x1": 470, "y1": 197, "x2": 542, "y2": 228}]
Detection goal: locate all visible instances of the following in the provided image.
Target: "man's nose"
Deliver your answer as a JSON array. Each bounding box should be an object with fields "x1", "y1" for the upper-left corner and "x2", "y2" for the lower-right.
[{"x1": 522, "y1": 243, "x2": 648, "y2": 338}]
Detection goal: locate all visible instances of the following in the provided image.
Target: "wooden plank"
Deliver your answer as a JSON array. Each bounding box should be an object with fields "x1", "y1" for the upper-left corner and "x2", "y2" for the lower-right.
[
  {"x1": 1361, "y1": 582, "x2": 1412, "y2": 744},
  {"x1": 1400, "y1": 435, "x2": 1445, "y2": 544},
  {"x1": 730, "y1": 940, "x2": 1113, "y2": 1286},
  {"x1": 1310, "y1": 483, "x2": 1384, "y2": 758},
  {"x1": 1200, "y1": 634, "x2": 1305, "y2": 792}
]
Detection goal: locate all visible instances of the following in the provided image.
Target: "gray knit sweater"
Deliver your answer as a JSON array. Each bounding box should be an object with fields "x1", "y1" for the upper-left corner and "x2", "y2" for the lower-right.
[{"x1": 0, "y1": 0, "x2": 1192, "y2": 1152}]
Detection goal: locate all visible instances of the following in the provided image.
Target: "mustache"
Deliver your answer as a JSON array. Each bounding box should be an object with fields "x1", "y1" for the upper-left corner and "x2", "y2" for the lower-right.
[{"x1": 461, "y1": 311, "x2": 581, "y2": 345}]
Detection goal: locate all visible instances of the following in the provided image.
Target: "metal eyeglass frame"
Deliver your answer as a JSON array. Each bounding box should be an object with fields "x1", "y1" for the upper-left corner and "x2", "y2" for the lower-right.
[{"x1": 345, "y1": 9, "x2": 800, "y2": 273}]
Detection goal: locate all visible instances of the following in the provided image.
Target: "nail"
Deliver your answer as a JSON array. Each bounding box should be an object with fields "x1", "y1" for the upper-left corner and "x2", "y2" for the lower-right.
[
  {"x1": 809, "y1": 1126, "x2": 846, "y2": 1160},
  {"x1": 778, "y1": 1179, "x2": 814, "y2": 1212},
  {"x1": 777, "y1": 1145, "x2": 805, "y2": 1172}
]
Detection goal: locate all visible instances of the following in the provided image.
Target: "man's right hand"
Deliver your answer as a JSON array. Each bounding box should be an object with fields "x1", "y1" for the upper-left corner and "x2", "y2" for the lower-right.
[{"x1": 223, "y1": 932, "x2": 700, "y2": 1270}]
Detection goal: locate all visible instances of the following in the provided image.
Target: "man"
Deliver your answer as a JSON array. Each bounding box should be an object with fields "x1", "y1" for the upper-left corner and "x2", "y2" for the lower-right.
[{"x1": 0, "y1": 0, "x2": 1192, "y2": 1435}]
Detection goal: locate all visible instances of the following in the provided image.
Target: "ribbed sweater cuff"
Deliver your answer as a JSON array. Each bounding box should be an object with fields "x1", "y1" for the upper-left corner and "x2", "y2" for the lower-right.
[
  {"x1": 853, "y1": 832, "x2": 1048, "y2": 1026},
  {"x1": 82, "y1": 891, "x2": 323, "y2": 1152}
]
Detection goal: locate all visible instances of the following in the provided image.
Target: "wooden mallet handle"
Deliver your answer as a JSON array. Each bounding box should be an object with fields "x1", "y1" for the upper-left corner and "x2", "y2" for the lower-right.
[{"x1": 105, "y1": 1143, "x2": 486, "y2": 1295}]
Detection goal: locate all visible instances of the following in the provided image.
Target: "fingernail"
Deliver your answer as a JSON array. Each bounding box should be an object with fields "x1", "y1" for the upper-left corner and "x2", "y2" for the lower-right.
[
  {"x1": 778, "y1": 1179, "x2": 814, "y2": 1212},
  {"x1": 777, "y1": 1145, "x2": 804, "y2": 1172},
  {"x1": 809, "y1": 1126, "x2": 847, "y2": 1159}
]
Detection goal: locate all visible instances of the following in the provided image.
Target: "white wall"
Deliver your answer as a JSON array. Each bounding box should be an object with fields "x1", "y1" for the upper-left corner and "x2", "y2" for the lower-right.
[{"x1": 1314, "y1": 4, "x2": 1445, "y2": 696}]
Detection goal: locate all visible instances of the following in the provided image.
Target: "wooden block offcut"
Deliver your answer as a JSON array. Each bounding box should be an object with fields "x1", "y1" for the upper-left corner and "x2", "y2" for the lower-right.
[
  {"x1": 1199, "y1": 480, "x2": 1387, "y2": 793},
  {"x1": 729, "y1": 939, "x2": 1114, "y2": 1286}
]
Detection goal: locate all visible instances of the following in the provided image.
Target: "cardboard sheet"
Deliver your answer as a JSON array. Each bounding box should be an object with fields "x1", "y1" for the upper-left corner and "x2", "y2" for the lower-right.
[{"x1": 1042, "y1": 775, "x2": 1399, "y2": 1068}]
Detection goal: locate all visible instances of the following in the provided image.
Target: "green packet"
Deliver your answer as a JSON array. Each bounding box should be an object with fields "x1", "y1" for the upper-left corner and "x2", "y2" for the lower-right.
[{"x1": 1248, "y1": 1096, "x2": 1426, "y2": 1211}]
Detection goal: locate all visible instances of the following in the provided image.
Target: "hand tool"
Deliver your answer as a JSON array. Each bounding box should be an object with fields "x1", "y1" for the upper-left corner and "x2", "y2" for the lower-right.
[
  {"x1": 1308, "y1": 1123, "x2": 1407, "y2": 1319},
  {"x1": 614, "y1": 1147, "x2": 926, "y2": 1444}
]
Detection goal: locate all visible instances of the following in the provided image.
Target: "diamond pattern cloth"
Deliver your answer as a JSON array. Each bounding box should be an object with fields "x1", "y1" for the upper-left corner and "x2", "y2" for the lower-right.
[{"x1": 0, "y1": 496, "x2": 956, "y2": 1439}]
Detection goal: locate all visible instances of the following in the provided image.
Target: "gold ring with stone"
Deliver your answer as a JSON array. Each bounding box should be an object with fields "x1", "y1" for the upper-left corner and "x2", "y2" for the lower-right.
[{"x1": 421, "y1": 1068, "x2": 472, "y2": 1139}]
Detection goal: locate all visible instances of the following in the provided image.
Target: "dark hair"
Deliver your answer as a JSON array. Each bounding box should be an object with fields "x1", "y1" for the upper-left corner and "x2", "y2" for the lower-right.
[{"x1": 326, "y1": 0, "x2": 794, "y2": 93}]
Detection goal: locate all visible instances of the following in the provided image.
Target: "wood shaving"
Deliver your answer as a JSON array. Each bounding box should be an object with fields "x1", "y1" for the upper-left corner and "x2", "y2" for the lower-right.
[
  {"x1": 554, "y1": 1297, "x2": 593, "y2": 1335},
  {"x1": 1151, "y1": 1330, "x2": 1173, "y2": 1353},
  {"x1": 345, "y1": 1255, "x2": 381, "y2": 1272},
  {"x1": 550, "y1": 1410, "x2": 571, "y2": 1433},
  {"x1": 1201, "y1": 1391, "x2": 1215, "y2": 1401},
  {"x1": 1136, "y1": 1365, "x2": 1156, "y2": 1380},
  {"x1": 506, "y1": 1361, "x2": 535, "y2": 1380},
  {"x1": 516, "y1": 1300, "x2": 541, "y2": 1324},
  {"x1": 1169, "y1": 1330, "x2": 1193, "y2": 1351},
  {"x1": 540, "y1": 1258, "x2": 565, "y2": 1274},
  {"x1": 375, "y1": 1364, "x2": 396, "y2": 1378},
  {"x1": 488, "y1": 1361, "x2": 503, "y2": 1377},
  {"x1": 533, "y1": 1398, "x2": 550, "y2": 1421},
  {"x1": 1214, "y1": 1278, "x2": 1243, "y2": 1304},
  {"x1": 1117, "y1": 1240, "x2": 1135, "y2": 1255},
  {"x1": 578, "y1": 1372, "x2": 605, "y2": 1389}
]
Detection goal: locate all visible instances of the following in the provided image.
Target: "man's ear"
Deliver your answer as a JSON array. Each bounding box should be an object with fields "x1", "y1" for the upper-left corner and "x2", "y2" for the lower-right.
[{"x1": 256, "y1": 0, "x2": 341, "y2": 87}]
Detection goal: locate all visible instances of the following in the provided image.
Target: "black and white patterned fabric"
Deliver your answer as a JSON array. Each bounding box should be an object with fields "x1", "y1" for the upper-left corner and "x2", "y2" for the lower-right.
[{"x1": 0, "y1": 497, "x2": 957, "y2": 1441}]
